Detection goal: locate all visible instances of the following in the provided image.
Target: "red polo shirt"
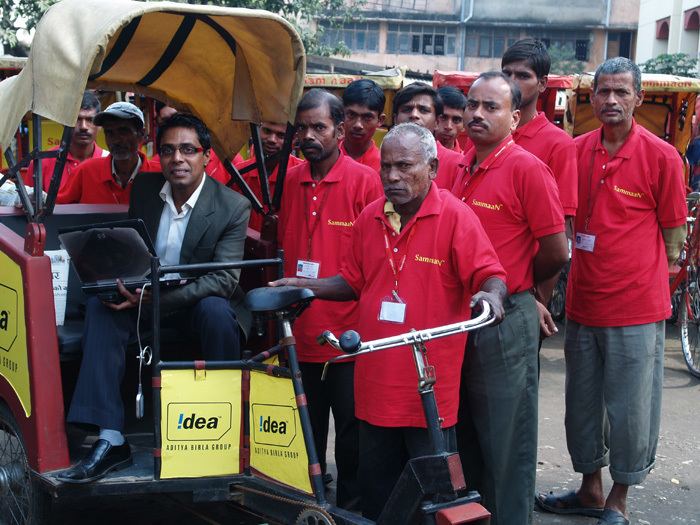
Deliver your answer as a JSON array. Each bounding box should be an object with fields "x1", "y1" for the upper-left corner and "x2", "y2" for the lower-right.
[
  {"x1": 513, "y1": 112, "x2": 578, "y2": 216},
  {"x1": 567, "y1": 120, "x2": 686, "y2": 326},
  {"x1": 340, "y1": 140, "x2": 381, "y2": 173},
  {"x1": 233, "y1": 154, "x2": 304, "y2": 231},
  {"x1": 279, "y1": 153, "x2": 383, "y2": 362},
  {"x1": 26, "y1": 144, "x2": 106, "y2": 192},
  {"x1": 57, "y1": 152, "x2": 161, "y2": 204},
  {"x1": 435, "y1": 141, "x2": 464, "y2": 190},
  {"x1": 452, "y1": 137, "x2": 564, "y2": 294},
  {"x1": 339, "y1": 183, "x2": 505, "y2": 427}
]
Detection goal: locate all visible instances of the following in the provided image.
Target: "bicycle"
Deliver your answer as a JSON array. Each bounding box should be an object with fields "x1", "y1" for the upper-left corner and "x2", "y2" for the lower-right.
[{"x1": 670, "y1": 191, "x2": 700, "y2": 378}]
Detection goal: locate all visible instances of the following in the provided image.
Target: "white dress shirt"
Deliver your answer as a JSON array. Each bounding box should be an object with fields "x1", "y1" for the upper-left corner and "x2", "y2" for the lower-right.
[{"x1": 155, "y1": 176, "x2": 207, "y2": 270}]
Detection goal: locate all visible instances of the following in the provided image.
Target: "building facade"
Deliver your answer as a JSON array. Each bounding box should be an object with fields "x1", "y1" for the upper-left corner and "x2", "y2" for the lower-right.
[
  {"x1": 317, "y1": 0, "x2": 638, "y2": 73},
  {"x1": 637, "y1": 0, "x2": 700, "y2": 62}
]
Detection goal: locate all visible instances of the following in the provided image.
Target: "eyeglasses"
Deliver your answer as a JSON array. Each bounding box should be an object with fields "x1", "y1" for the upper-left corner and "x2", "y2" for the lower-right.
[{"x1": 160, "y1": 144, "x2": 204, "y2": 157}]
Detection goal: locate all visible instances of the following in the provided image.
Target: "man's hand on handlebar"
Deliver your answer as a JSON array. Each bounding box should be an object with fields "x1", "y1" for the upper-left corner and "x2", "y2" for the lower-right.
[
  {"x1": 470, "y1": 291, "x2": 504, "y2": 323},
  {"x1": 469, "y1": 276, "x2": 507, "y2": 323},
  {"x1": 104, "y1": 279, "x2": 151, "y2": 311},
  {"x1": 268, "y1": 277, "x2": 306, "y2": 288}
]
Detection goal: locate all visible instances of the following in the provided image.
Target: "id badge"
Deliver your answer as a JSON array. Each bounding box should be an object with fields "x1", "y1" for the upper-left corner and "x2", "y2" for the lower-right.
[
  {"x1": 379, "y1": 293, "x2": 406, "y2": 324},
  {"x1": 575, "y1": 233, "x2": 596, "y2": 253},
  {"x1": 296, "y1": 260, "x2": 320, "y2": 279}
]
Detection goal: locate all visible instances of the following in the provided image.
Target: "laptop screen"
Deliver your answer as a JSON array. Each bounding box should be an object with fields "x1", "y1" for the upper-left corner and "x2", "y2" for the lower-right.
[{"x1": 58, "y1": 220, "x2": 154, "y2": 285}]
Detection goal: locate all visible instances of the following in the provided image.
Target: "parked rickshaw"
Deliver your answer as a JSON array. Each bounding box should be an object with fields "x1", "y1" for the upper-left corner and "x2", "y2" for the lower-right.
[{"x1": 0, "y1": 1, "x2": 494, "y2": 524}]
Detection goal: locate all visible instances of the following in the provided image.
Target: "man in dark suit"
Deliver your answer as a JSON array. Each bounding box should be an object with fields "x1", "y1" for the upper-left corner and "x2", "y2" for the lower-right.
[{"x1": 59, "y1": 113, "x2": 251, "y2": 483}]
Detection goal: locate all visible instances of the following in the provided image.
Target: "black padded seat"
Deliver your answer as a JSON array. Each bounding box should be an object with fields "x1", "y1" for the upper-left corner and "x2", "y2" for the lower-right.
[{"x1": 245, "y1": 286, "x2": 314, "y2": 313}]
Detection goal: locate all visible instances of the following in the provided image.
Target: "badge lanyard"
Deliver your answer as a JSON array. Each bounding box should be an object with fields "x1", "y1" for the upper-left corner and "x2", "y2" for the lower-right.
[
  {"x1": 303, "y1": 182, "x2": 332, "y2": 260},
  {"x1": 458, "y1": 139, "x2": 514, "y2": 201},
  {"x1": 382, "y1": 221, "x2": 417, "y2": 295}
]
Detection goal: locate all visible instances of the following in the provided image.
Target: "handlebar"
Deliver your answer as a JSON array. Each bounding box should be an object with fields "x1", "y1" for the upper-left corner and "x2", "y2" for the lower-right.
[{"x1": 318, "y1": 300, "x2": 495, "y2": 364}]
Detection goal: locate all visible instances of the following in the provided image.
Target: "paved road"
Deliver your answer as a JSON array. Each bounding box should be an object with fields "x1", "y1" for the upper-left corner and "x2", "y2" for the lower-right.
[{"x1": 48, "y1": 322, "x2": 700, "y2": 524}]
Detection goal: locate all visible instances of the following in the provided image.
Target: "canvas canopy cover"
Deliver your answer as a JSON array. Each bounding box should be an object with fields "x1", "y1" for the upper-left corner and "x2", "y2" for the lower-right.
[{"x1": 0, "y1": 0, "x2": 306, "y2": 162}]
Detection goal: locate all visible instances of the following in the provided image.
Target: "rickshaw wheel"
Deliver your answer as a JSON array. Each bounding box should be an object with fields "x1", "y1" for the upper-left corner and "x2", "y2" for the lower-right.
[
  {"x1": 295, "y1": 507, "x2": 336, "y2": 525},
  {"x1": 0, "y1": 404, "x2": 50, "y2": 525}
]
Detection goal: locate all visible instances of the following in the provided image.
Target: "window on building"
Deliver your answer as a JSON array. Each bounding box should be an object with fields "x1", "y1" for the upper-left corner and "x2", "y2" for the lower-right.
[
  {"x1": 534, "y1": 29, "x2": 591, "y2": 61},
  {"x1": 319, "y1": 22, "x2": 380, "y2": 53},
  {"x1": 465, "y1": 28, "x2": 521, "y2": 58},
  {"x1": 386, "y1": 24, "x2": 458, "y2": 55},
  {"x1": 607, "y1": 31, "x2": 633, "y2": 59}
]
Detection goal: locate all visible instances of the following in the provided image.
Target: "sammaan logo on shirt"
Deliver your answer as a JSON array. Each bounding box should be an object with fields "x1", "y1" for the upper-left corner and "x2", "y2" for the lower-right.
[
  {"x1": 613, "y1": 185, "x2": 644, "y2": 199},
  {"x1": 471, "y1": 199, "x2": 503, "y2": 211},
  {"x1": 414, "y1": 253, "x2": 446, "y2": 267},
  {"x1": 166, "y1": 402, "x2": 232, "y2": 441},
  {"x1": 327, "y1": 219, "x2": 354, "y2": 228}
]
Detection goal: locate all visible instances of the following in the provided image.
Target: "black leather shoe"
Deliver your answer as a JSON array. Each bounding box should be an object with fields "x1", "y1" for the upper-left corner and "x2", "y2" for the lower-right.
[{"x1": 57, "y1": 439, "x2": 132, "y2": 484}]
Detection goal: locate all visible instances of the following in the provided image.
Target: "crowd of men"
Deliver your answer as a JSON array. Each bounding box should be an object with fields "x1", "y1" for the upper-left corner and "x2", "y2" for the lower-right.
[{"x1": 48, "y1": 38, "x2": 686, "y2": 525}]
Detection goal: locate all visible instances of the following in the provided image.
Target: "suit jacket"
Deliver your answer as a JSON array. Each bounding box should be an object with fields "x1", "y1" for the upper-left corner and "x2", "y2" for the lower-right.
[{"x1": 129, "y1": 172, "x2": 252, "y2": 337}]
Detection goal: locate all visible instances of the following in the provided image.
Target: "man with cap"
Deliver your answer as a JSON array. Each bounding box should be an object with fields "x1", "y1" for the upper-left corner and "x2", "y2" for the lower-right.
[
  {"x1": 58, "y1": 113, "x2": 251, "y2": 483},
  {"x1": 57, "y1": 101, "x2": 161, "y2": 204}
]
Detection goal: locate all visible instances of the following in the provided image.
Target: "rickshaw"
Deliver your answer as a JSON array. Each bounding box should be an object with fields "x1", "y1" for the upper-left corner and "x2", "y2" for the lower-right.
[{"x1": 0, "y1": 1, "x2": 495, "y2": 524}]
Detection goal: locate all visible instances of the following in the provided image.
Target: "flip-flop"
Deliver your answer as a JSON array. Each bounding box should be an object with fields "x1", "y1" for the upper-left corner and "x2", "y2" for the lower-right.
[
  {"x1": 596, "y1": 508, "x2": 630, "y2": 525},
  {"x1": 535, "y1": 489, "x2": 605, "y2": 518}
]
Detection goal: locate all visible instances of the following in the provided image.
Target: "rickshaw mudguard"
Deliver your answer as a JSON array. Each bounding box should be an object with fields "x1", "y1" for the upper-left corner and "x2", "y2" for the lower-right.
[{"x1": 0, "y1": 222, "x2": 70, "y2": 472}]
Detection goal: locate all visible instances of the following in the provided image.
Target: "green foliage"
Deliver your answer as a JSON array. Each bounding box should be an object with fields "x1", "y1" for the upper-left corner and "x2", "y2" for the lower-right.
[
  {"x1": 641, "y1": 53, "x2": 698, "y2": 77},
  {"x1": 0, "y1": 0, "x2": 58, "y2": 49},
  {"x1": 547, "y1": 43, "x2": 586, "y2": 75},
  {"x1": 1, "y1": 0, "x2": 357, "y2": 57}
]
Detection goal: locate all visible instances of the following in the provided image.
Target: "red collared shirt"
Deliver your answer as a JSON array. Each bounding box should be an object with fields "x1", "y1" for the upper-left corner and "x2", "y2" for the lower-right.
[
  {"x1": 513, "y1": 112, "x2": 578, "y2": 216},
  {"x1": 434, "y1": 141, "x2": 464, "y2": 190},
  {"x1": 26, "y1": 144, "x2": 105, "y2": 192},
  {"x1": 340, "y1": 140, "x2": 381, "y2": 173},
  {"x1": 567, "y1": 120, "x2": 686, "y2": 326},
  {"x1": 340, "y1": 183, "x2": 505, "y2": 427},
  {"x1": 279, "y1": 153, "x2": 383, "y2": 362},
  {"x1": 452, "y1": 136, "x2": 564, "y2": 294},
  {"x1": 57, "y1": 152, "x2": 161, "y2": 204},
  {"x1": 233, "y1": 154, "x2": 304, "y2": 231}
]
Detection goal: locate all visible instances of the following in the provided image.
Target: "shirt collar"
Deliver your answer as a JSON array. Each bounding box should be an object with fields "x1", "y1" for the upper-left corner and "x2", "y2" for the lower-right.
[
  {"x1": 593, "y1": 119, "x2": 640, "y2": 160},
  {"x1": 460, "y1": 134, "x2": 515, "y2": 174},
  {"x1": 111, "y1": 152, "x2": 143, "y2": 187},
  {"x1": 299, "y1": 150, "x2": 346, "y2": 184},
  {"x1": 159, "y1": 173, "x2": 207, "y2": 214},
  {"x1": 512, "y1": 112, "x2": 548, "y2": 140},
  {"x1": 375, "y1": 182, "x2": 442, "y2": 225}
]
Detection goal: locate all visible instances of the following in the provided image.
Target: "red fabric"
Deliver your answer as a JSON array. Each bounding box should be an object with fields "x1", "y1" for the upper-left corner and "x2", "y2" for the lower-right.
[
  {"x1": 513, "y1": 112, "x2": 578, "y2": 216},
  {"x1": 340, "y1": 183, "x2": 505, "y2": 427},
  {"x1": 233, "y1": 154, "x2": 304, "y2": 231},
  {"x1": 340, "y1": 140, "x2": 381, "y2": 173},
  {"x1": 452, "y1": 137, "x2": 564, "y2": 294},
  {"x1": 567, "y1": 121, "x2": 687, "y2": 326},
  {"x1": 450, "y1": 138, "x2": 463, "y2": 153},
  {"x1": 56, "y1": 152, "x2": 161, "y2": 204},
  {"x1": 435, "y1": 141, "x2": 464, "y2": 190},
  {"x1": 150, "y1": 149, "x2": 234, "y2": 184},
  {"x1": 279, "y1": 153, "x2": 383, "y2": 362},
  {"x1": 26, "y1": 145, "x2": 105, "y2": 192}
]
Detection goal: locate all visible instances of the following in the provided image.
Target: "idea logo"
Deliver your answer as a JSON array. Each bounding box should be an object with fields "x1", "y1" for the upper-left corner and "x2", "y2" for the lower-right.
[
  {"x1": 166, "y1": 402, "x2": 232, "y2": 441},
  {"x1": 251, "y1": 403, "x2": 297, "y2": 447}
]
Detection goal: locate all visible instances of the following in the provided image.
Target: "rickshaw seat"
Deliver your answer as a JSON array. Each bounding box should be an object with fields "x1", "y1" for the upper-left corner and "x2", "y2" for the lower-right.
[{"x1": 245, "y1": 286, "x2": 314, "y2": 313}]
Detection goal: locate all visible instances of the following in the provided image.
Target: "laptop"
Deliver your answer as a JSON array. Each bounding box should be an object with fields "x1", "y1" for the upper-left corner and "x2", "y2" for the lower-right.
[{"x1": 58, "y1": 219, "x2": 192, "y2": 302}]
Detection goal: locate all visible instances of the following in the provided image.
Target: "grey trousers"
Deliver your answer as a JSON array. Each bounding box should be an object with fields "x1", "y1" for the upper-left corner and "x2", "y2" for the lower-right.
[
  {"x1": 457, "y1": 291, "x2": 539, "y2": 525},
  {"x1": 564, "y1": 320, "x2": 664, "y2": 485}
]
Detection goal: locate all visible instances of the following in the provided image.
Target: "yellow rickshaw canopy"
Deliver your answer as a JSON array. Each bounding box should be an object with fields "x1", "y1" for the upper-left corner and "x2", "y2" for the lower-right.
[{"x1": 0, "y1": 0, "x2": 306, "y2": 160}]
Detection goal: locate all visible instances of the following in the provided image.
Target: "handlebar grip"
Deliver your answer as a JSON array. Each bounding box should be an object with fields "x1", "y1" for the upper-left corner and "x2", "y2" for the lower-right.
[
  {"x1": 317, "y1": 330, "x2": 331, "y2": 345},
  {"x1": 339, "y1": 330, "x2": 362, "y2": 354}
]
